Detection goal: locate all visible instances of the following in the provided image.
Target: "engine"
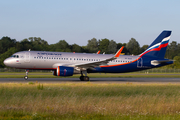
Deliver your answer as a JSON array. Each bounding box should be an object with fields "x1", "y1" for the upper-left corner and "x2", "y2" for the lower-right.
[{"x1": 53, "y1": 66, "x2": 74, "y2": 76}]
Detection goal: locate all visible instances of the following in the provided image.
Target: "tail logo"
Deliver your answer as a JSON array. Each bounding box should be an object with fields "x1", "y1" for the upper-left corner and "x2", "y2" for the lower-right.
[{"x1": 140, "y1": 36, "x2": 170, "y2": 57}]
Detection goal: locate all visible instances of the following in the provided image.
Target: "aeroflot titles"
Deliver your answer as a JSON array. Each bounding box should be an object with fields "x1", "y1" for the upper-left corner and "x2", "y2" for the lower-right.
[{"x1": 37, "y1": 52, "x2": 62, "y2": 56}]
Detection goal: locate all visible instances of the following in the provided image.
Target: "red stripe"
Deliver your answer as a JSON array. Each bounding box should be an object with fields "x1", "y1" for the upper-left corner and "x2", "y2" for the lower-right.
[
  {"x1": 140, "y1": 43, "x2": 168, "y2": 57},
  {"x1": 159, "y1": 42, "x2": 168, "y2": 48}
]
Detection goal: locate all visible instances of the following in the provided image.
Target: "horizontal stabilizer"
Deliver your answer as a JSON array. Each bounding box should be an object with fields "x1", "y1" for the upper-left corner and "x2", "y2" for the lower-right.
[{"x1": 151, "y1": 60, "x2": 174, "y2": 66}]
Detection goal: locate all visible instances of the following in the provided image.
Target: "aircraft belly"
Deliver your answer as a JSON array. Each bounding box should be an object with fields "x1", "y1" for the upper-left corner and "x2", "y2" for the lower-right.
[{"x1": 101, "y1": 62, "x2": 138, "y2": 73}]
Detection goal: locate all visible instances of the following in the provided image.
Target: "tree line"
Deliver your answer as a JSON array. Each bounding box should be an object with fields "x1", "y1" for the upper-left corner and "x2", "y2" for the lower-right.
[{"x1": 0, "y1": 36, "x2": 180, "y2": 68}]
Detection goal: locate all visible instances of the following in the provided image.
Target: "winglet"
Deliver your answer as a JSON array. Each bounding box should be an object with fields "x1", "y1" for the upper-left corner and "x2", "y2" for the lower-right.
[
  {"x1": 114, "y1": 46, "x2": 124, "y2": 57},
  {"x1": 97, "y1": 50, "x2": 100, "y2": 54}
]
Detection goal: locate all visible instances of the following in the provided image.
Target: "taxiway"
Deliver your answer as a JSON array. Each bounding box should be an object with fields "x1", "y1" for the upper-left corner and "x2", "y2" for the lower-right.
[{"x1": 0, "y1": 78, "x2": 180, "y2": 83}]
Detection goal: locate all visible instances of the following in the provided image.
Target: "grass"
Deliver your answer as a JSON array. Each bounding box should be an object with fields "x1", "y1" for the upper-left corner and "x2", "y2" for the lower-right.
[
  {"x1": 0, "y1": 72, "x2": 180, "y2": 78},
  {"x1": 1, "y1": 83, "x2": 180, "y2": 119}
]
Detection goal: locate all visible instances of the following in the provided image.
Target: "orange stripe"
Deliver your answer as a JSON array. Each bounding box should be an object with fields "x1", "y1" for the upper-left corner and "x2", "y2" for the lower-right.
[{"x1": 58, "y1": 66, "x2": 60, "y2": 76}]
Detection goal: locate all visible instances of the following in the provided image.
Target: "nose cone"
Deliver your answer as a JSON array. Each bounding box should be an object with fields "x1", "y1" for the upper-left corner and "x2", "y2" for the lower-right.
[
  {"x1": 3, "y1": 59, "x2": 8, "y2": 66},
  {"x1": 3, "y1": 58, "x2": 12, "y2": 67}
]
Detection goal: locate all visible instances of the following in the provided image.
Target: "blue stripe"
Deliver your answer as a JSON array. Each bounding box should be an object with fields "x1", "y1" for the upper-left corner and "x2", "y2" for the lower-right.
[{"x1": 161, "y1": 40, "x2": 169, "y2": 44}]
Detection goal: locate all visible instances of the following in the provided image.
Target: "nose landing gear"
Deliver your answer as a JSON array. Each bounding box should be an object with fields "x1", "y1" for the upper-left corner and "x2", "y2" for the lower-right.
[{"x1": 24, "y1": 69, "x2": 29, "y2": 80}]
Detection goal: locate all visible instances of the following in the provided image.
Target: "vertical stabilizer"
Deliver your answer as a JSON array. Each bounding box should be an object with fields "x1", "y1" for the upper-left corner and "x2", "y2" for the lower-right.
[{"x1": 140, "y1": 31, "x2": 171, "y2": 58}]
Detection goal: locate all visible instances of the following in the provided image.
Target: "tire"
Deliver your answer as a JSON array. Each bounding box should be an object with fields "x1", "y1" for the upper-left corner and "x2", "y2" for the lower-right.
[
  {"x1": 84, "y1": 76, "x2": 89, "y2": 81},
  {"x1": 80, "y1": 76, "x2": 84, "y2": 81},
  {"x1": 24, "y1": 76, "x2": 28, "y2": 80}
]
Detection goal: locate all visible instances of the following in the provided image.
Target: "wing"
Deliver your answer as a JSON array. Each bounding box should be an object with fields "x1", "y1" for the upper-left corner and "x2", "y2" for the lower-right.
[{"x1": 69, "y1": 46, "x2": 124, "y2": 70}]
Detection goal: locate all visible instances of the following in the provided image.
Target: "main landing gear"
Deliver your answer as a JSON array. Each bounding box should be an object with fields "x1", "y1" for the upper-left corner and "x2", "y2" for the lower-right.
[
  {"x1": 24, "y1": 69, "x2": 29, "y2": 80},
  {"x1": 80, "y1": 71, "x2": 89, "y2": 81}
]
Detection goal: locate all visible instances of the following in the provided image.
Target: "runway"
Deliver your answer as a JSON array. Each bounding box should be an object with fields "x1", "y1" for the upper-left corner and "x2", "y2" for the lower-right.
[{"x1": 0, "y1": 77, "x2": 180, "y2": 83}]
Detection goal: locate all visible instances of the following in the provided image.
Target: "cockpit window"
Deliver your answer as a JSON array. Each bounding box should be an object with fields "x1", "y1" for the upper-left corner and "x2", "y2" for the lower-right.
[{"x1": 11, "y1": 55, "x2": 19, "y2": 58}]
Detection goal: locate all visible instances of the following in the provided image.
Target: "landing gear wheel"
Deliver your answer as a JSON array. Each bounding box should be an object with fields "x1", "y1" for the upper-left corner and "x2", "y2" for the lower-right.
[
  {"x1": 24, "y1": 76, "x2": 28, "y2": 80},
  {"x1": 80, "y1": 76, "x2": 84, "y2": 81},
  {"x1": 80, "y1": 76, "x2": 90, "y2": 81},
  {"x1": 84, "y1": 76, "x2": 89, "y2": 81}
]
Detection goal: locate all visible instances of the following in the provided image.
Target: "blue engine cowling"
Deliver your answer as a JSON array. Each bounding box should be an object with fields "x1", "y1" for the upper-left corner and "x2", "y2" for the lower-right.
[{"x1": 54, "y1": 66, "x2": 74, "y2": 76}]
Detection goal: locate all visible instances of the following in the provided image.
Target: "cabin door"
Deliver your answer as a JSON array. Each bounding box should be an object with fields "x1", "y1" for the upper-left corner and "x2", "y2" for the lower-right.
[{"x1": 24, "y1": 52, "x2": 30, "y2": 62}]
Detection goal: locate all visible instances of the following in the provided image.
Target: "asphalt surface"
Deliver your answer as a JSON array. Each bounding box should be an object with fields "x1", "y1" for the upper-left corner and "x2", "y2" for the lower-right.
[{"x1": 0, "y1": 78, "x2": 180, "y2": 83}]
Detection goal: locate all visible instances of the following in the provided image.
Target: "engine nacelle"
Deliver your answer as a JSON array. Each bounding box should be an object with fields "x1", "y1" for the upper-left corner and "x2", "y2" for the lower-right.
[{"x1": 53, "y1": 66, "x2": 74, "y2": 76}]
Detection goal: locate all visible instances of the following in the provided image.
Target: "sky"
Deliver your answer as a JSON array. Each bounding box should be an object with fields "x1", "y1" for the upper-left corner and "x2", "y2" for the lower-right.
[{"x1": 1, "y1": 0, "x2": 180, "y2": 47}]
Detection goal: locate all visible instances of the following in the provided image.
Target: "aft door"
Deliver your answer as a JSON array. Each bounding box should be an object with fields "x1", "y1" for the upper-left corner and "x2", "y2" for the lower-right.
[
  {"x1": 24, "y1": 52, "x2": 30, "y2": 62},
  {"x1": 137, "y1": 58, "x2": 143, "y2": 68}
]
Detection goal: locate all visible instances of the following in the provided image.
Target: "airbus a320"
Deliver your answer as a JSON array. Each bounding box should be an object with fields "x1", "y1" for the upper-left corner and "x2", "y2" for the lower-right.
[{"x1": 3, "y1": 31, "x2": 173, "y2": 81}]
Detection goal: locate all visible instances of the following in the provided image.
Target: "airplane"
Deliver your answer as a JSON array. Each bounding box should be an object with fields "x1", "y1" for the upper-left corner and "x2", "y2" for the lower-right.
[{"x1": 3, "y1": 31, "x2": 173, "y2": 81}]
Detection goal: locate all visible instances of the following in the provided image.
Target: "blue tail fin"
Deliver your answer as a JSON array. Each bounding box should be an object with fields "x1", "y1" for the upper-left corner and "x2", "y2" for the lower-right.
[{"x1": 140, "y1": 31, "x2": 171, "y2": 58}]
